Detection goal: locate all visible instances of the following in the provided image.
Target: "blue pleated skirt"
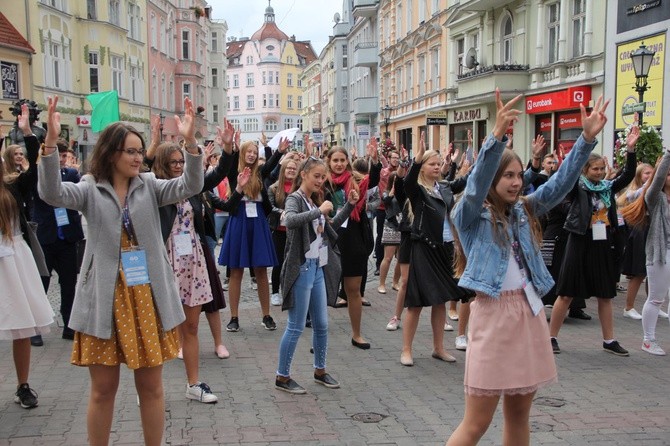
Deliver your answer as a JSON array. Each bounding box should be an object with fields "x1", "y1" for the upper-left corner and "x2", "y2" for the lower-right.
[{"x1": 218, "y1": 202, "x2": 278, "y2": 268}]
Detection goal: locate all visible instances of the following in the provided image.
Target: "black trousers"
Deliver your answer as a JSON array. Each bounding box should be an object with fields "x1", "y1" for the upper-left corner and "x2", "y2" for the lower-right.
[
  {"x1": 374, "y1": 209, "x2": 386, "y2": 268},
  {"x1": 271, "y1": 230, "x2": 287, "y2": 294},
  {"x1": 41, "y1": 239, "x2": 78, "y2": 330}
]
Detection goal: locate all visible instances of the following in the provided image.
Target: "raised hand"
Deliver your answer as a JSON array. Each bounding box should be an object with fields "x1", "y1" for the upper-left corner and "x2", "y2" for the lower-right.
[
  {"x1": 414, "y1": 130, "x2": 426, "y2": 162},
  {"x1": 458, "y1": 158, "x2": 472, "y2": 177},
  {"x1": 492, "y1": 88, "x2": 522, "y2": 141},
  {"x1": 347, "y1": 189, "x2": 360, "y2": 204},
  {"x1": 278, "y1": 137, "x2": 290, "y2": 153},
  {"x1": 45, "y1": 96, "x2": 61, "y2": 149},
  {"x1": 17, "y1": 104, "x2": 32, "y2": 136},
  {"x1": 234, "y1": 128, "x2": 241, "y2": 151},
  {"x1": 236, "y1": 167, "x2": 252, "y2": 192},
  {"x1": 260, "y1": 131, "x2": 268, "y2": 147},
  {"x1": 150, "y1": 114, "x2": 161, "y2": 144},
  {"x1": 626, "y1": 125, "x2": 640, "y2": 151},
  {"x1": 531, "y1": 134, "x2": 546, "y2": 157},
  {"x1": 581, "y1": 95, "x2": 610, "y2": 142},
  {"x1": 319, "y1": 200, "x2": 334, "y2": 215},
  {"x1": 175, "y1": 97, "x2": 196, "y2": 145}
]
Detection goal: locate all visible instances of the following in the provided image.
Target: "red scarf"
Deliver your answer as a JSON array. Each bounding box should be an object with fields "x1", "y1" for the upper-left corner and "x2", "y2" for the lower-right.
[
  {"x1": 283, "y1": 179, "x2": 293, "y2": 194},
  {"x1": 331, "y1": 170, "x2": 369, "y2": 222}
]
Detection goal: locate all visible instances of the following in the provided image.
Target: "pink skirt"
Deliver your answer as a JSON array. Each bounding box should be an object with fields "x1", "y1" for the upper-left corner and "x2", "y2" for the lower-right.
[{"x1": 464, "y1": 289, "x2": 557, "y2": 396}]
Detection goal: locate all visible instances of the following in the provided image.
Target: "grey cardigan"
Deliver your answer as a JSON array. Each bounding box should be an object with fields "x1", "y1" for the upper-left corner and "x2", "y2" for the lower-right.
[
  {"x1": 37, "y1": 150, "x2": 204, "y2": 338},
  {"x1": 280, "y1": 192, "x2": 353, "y2": 310},
  {"x1": 645, "y1": 150, "x2": 670, "y2": 266}
]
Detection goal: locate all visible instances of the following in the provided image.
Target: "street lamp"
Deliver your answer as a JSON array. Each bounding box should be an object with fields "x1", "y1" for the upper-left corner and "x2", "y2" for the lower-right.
[
  {"x1": 328, "y1": 123, "x2": 335, "y2": 146},
  {"x1": 630, "y1": 42, "x2": 656, "y2": 126},
  {"x1": 381, "y1": 104, "x2": 392, "y2": 139},
  {"x1": 158, "y1": 112, "x2": 166, "y2": 141}
]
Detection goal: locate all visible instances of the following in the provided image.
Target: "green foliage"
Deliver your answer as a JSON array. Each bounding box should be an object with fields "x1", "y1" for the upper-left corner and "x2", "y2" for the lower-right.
[{"x1": 615, "y1": 124, "x2": 663, "y2": 166}]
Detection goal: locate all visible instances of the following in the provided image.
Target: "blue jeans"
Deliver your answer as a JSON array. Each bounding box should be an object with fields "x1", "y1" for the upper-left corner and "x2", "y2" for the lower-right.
[
  {"x1": 277, "y1": 258, "x2": 328, "y2": 377},
  {"x1": 214, "y1": 213, "x2": 229, "y2": 240}
]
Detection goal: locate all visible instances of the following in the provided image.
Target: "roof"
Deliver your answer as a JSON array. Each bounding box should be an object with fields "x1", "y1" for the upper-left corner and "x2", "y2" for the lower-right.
[
  {"x1": 293, "y1": 41, "x2": 317, "y2": 64},
  {"x1": 0, "y1": 14, "x2": 35, "y2": 54},
  {"x1": 226, "y1": 40, "x2": 245, "y2": 59},
  {"x1": 250, "y1": 21, "x2": 289, "y2": 42}
]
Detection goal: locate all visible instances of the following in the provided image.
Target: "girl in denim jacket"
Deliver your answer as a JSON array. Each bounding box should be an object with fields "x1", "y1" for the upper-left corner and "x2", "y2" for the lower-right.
[{"x1": 447, "y1": 90, "x2": 608, "y2": 446}]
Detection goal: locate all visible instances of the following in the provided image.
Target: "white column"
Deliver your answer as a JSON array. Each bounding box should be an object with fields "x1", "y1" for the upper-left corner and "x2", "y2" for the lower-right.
[
  {"x1": 558, "y1": 0, "x2": 569, "y2": 62},
  {"x1": 584, "y1": 0, "x2": 594, "y2": 56},
  {"x1": 535, "y1": 1, "x2": 545, "y2": 68}
]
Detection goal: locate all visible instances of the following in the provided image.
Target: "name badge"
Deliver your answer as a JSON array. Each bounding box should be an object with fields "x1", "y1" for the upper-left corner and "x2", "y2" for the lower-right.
[
  {"x1": 0, "y1": 243, "x2": 14, "y2": 258},
  {"x1": 54, "y1": 208, "x2": 69, "y2": 227},
  {"x1": 319, "y1": 245, "x2": 328, "y2": 267},
  {"x1": 592, "y1": 222, "x2": 607, "y2": 241},
  {"x1": 173, "y1": 232, "x2": 193, "y2": 257},
  {"x1": 340, "y1": 218, "x2": 348, "y2": 229},
  {"x1": 245, "y1": 201, "x2": 258, "y2": 218},
  {"x1": 121, "y1": 248, "x2": 150, "y2": 286},
  {"x1": 523, "y1": 282, "x2": 544, "y2": 316}
]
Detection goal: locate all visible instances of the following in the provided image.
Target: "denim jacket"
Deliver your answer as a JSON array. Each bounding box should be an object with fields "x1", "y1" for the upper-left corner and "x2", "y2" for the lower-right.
[{"x1": 451, "y1": 133, "x2": 597, "y2": 298}]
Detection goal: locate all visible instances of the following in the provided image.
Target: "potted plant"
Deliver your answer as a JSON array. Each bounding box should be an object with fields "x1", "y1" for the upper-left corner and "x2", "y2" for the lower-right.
[
  {"x1": 190, "y1": 6, "x2": 204, "y2": 19},
  {"x1": 615, "y1": 123, "x2": 663, "y2": 167}
]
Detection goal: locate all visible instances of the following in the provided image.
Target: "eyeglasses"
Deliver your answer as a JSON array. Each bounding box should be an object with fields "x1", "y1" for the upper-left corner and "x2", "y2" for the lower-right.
[
  {"x1": 118, "y1": 148, "x2": 146, "y2": 157},
  {"x1": 169, "y1": 160, "x2": 186, "y2": 166}
]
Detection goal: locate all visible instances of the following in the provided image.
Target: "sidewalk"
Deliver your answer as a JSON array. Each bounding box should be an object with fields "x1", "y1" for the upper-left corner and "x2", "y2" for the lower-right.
[{"x1": 1, "y1": 261, "x2": 669, "y2": 445}]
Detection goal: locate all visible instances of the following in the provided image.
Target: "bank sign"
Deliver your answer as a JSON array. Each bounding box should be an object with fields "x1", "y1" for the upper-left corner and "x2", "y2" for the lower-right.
[
  {"x1": 615, "y1": 33, "x2": 665, "y2": 129},
  {"x1": 525, "y1": 86, "x2": 592, "y2": 114}
]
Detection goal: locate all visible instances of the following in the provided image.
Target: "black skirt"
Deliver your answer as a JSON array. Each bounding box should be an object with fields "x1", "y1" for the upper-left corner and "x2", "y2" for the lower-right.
[
  {"x1": 201, "y1": 241, "x2": 226, "y2": 313},
  {"x1": 397, "y1": 231, "x2": 411, "y2": 264},
  {"x1": 337, "y1": 217, "x2": 369, "y2": 277},
  {"x1": 405, "y1": 240, "x2": 473, "y2": 308},
  {"x1": 556, "y1": 229, "x2": 617, "y2": 300},
  {"x1": 620, "y1": 225, "x2": 648, "y2": 277}
]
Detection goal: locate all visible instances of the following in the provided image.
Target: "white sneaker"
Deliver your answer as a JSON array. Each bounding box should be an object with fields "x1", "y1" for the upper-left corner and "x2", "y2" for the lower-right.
[
  {"x1": 659, "y1": 309, "x2": 669, "y2": 319},
  {"x1": 444, "y1": 322, "x2": 454, "y2": 331},
  {"x1": 250, "y1": 278, "x2": 258, "y2": 290},
  {"x1": 623, "y1": 308, "x2": 643, "y2": 320},
  {"x1": 270, "y1": 293, "x2": 282, "y2": 306},
  {"x1": 222, "y1": 278, "x2": 229, "y2": 291},
  {"x1": 186, "y1": 382, "x2": 218, "y2": 403},
  {"x1": 386, "y1": 316, "x2": 400, "y2": 331},
  {"x1": 641, "y1": 340, "x2": 666, "y2": 356},
  {"x1": 455, "y1": 335, "x2": 467, "y2": 351}
]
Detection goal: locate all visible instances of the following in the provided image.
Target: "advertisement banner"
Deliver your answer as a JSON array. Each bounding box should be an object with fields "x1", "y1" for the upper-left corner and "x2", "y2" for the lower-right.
[
  {"x1": 615, "y1": 33, "x2": 665, "y2": 129},
  {"x1": 1, "y1": 61, "x2": 19, "y2": 100}
]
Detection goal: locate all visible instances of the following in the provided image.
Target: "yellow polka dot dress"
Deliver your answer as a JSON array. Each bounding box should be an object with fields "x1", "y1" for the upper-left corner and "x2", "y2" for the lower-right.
[{"x1": 71, "y1": 229, "x2": 180, "y2": 369}]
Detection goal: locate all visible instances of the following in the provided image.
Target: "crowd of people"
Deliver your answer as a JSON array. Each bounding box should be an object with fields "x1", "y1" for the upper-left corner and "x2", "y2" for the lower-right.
[{"x1": 0, "y1": 90, "x2": 668, "y2": 445}]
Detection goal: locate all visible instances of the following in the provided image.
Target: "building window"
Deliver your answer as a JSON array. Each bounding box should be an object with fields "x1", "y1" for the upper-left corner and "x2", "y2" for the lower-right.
[
  {"x1": 407, "y1": 0, "x2": 413, "y2": 34},
  {"x1": 150, "y1": 14, "x2": 156, "y2": 48},
  {"x1": 182, "y1": 83, "x2": 191, "y2": 105},
  {"x1": 287, "y1": 73, "x2": 293, "y2": 87},
  {"x1": 287, "y1": 95, "x2": 293, "y2": 109},
  {"x1": 262, "y1": 71, "x2": 266, "y2": 85},
  {"x1": 269, "y1": 94, "x2": 274, "y2": 108},
  {"x1": 233, "y1": 96, "x2": 239, "y2": 110},
  {"x1": 406, "y1": 62, "x2": 413, "y2": 100},
  {"x1": 161, "y1": 74, "x2": 166, "y2": 108},
  {"x1": 275, "y1": 72, "x2": 280, "y2": 84},
  {"x1": 268, "y1": 71, "x2": 274, "y2": 85},
  {"x1": 265, "y1": 120, "x2": 278, "y2": 132},
  {"x1": 169, "y1": 78, "x2": 175, "y2": 110},
  {"x1": 42, "y1": 0, "x2": 67, "y2": 11},
  {"x1": 152, "y1": 69, "x2": 157, "y2": 106},
  {"x1": 247, "y1": 95, "x2": 255, "y2": 109},
  {"x1": 87, "y1": 0, "x2": 96, "y2": 19},
  {"x1": 130, "y1": 63, "x2": 140, "y2": 102},
  {"x1": 431, "y1": 48, "x2": 440, "y2": 92},
  {"x1": 246, "y1": 55, "x2": 253, "y2": 64},
  {"x1": 160, "y1": 19, "x2": 166, "y2": 53},
  {"x1": 297, "y1": 118, "x2": 303, "y2": 131},
  {"x1": 396, "y1": 3, "x2": 402, "y2": 38},
  {"x1": 457, "y1": 37, "x2": 465, "y2": 74},
  {"x1": 246, "y1": 73, "x2": 254, "y2": 87},
  {"x1": 182, "y1": 30, "x2": 190, "y2": 60},
  {"x1": 89, "y1": 51, "x2": 99, "y2": 92},
  {"x1": 276, "y1": 95, "x2": 280, "y2": 107},
  {"x1": 211, "y1": 32, "x2": 218, "y2": 52},
  {"x1": 419, "y1": 0, "x2": 426, "y2": 23},
  {"x1": 226, "y1": 75, "x2": 230, "y2": 88},
  {"x1": 109, "y1": 0, "x2": 120, "y2": 26},
  {"x1": 297, "y1": 95, "x2": 303, "y2": 109},
  {"x1": 233, "y1": 74, "x2": 239, "y2": 88},
  {"x1": 297, "y1": 78, "x2": 302, "y2": 88},
  {"x1": 211, "y1": 68, "x2": 218, "y2": 88},
  {"x1": 283, "y1": 118, "x2": 293, "y2": 129},
  {"x1": 501, "y1": 14, "x2": 513, "y2": 64},
  {"x1": 548, "y1": 3, "x2": 560, "y2": 63},
  {"x1": 418, "y1": 54, "x2": 426, "y2": 96},
  {"x1": 128, "y1": 3, "x2": 141, "y2": 40},
  {"x1": 213, "y1": 104, "x2": 219, "y2": 123},
  {"x1": 243, "y1": 118, "x2": 259, "y2": 132},
  {"x1": 111, "y1": 55, "x2": 123, "y2": 96},
  {"x1": 572, "y1": 0, "x2": 586, "y2": 57}
]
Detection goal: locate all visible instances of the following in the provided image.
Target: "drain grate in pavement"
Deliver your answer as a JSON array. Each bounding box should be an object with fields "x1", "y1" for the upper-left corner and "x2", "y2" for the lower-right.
[
  {"x1": 530, "y1": 421, "x2": 554, "y2": 433},
  {"x1": 352, "y1": 412, "x2": 386, "y2": 423},
  {"x1": 534, "y1": 397, "x2": 566, "y2": 407}
]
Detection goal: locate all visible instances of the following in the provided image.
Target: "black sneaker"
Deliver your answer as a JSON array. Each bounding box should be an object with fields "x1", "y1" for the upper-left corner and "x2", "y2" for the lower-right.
[
  {"x1": 603, "y1": 340, "x2": 629, "y2": 356},
  {"x1": 14, "y1": 383, "x2": 38, "y2": 409},
  {"x1": 314, "y1": 373, "x2": 340, "y2": 389},
  {"x1": 275, "y1": 378, "x2": 306, "y2": 394},
  {"x1": 30, "y1": 335, "x2": 43, "y2": 347},
  {"x1": 262, "y1": 315, "x2": 277, "y2": 331},
  {"x1": 551, "y1": 338, "x2": 561, "y2": 354},
  {"x1": 568, "y1": 309, "x2": 592, "y2": 320},
  {"x1": 226, "y1": 317, "x2": 239, "y2": 332}
]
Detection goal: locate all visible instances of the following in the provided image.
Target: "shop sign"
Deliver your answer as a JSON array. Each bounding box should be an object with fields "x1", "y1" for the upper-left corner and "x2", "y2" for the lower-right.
[
  {"x1": 558, "y1": 112, "x2": 582, "y2": 129},
  {"x1": 426, "y1": 111, "x2": 447, "y2": 125},
  {"x1": 357, "y1": 125, "x2": 371, "y2": 139},
  {"x1": 526, "y1": 86, "x2": 592, "y2": 114},
  {"x1": 539, "y1": 117, "x2": 552, "y2": 132},
  {"x1": 452, "y1": 107, "x2": 486, "y2": 123},
  {"x1": 615, "y1": 33, "x2": 665, "y2": 129},
  {"x1": 1, "y1": 61, "x2": 19, "y2": 100}
]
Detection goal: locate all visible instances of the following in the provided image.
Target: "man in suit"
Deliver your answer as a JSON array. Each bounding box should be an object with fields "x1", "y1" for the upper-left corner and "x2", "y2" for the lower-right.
[{"x1": 30, "y1": 138, "x2": 84, "y2": 345}]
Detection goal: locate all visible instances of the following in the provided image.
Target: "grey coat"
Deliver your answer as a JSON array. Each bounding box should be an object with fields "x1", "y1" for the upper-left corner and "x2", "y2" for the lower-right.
[
  {"x1": 37, "y1": 150, "x2": 204, "y2": 339},
  {"x1": 645, "y1": 150, "x2": 670, "y2": 266},
  {"x1": 280, "y1": 192, "x2": 353, "y2": 310}
]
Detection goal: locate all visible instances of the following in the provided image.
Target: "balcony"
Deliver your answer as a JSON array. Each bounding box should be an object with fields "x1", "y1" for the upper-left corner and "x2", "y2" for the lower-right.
[
  {"x1": 352, "y1": 0, "x2": 378, "y2": 18},
  {"x1": 353, "y1": 97, "x2": 378, "y2": 116},
  {"x1": 333, "y1": 21, "x2": 351, "y2": 37},
  {"x1": 456, "y1": 64, "x2": 529, "y2": 99},
  {"x1": 354, "y1": 42, "x2": 379, "y2": 68}
]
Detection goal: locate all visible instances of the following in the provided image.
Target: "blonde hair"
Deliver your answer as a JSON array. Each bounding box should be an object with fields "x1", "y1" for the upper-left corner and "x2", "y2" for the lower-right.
[
  {"x1": 238, "y1": 141, "x2": 262, "y2": 199},
  {"x1": 616, "y1": 163, "x2": 652, "y2": 207}
]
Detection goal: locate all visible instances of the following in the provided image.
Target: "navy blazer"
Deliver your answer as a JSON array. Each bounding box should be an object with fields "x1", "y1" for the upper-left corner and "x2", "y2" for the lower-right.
[{"x1": 33, "y1": 167, "x2": 85, "y2": 245}]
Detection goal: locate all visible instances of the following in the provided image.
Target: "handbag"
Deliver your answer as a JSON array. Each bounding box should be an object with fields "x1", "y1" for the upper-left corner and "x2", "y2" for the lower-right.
[{"x1": 21, "y1": 218, "x2": 49, "y2": 277}]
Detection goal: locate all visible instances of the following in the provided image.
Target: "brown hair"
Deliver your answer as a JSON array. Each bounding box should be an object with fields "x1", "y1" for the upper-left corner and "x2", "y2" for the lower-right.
[
  {"x1": 453, "y1": 149, "x2": 543, "y2": 277},
  {"x1": 621, "y1": 156, "x2": 664, "y2": 228},
  {"x1": 326, "y1": 146, "x2": 359, "y2": 193},
  {"x1": 270, "y1": 159, "x2": 298, "y2": 208},
  {"x1": 56, "y1": 138, "x2": 69, "y2": 153},
  {"x1": 2, "y1": 145, "x2": 24, "y2": 174},
  {"x1": 0, "y1": 176, "x2": 19, "y2": 243},
  {"x1": 291, "y1": 157, "x2": 325, "y2": 205},
  {"x1": 151, "y1": 143, "x2": 183, "y2": 180},
  {"x1": 583, "y1": 153, "x2": 604, "y2": 175},
  {"x1": 238, "y1": 141, "x2": 262, "y2": 199},
  {"x1": 616, "y1": 162, "x2": 653, "y2": 207},
  {"x1": 88, "y1": 122, "x2": 145, "y2": 184}
]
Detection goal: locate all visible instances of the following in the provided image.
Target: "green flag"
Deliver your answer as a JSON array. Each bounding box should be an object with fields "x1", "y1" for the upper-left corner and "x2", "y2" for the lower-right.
[{"x1": 86, "y1": 90, "x2": 120, "y2": 132}]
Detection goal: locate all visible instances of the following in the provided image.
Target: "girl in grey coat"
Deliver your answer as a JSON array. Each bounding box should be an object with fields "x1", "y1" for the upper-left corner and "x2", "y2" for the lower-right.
[
  {"x1": 275, "y1": 157, "x2": 358, "y2": 394},
  {"x1": 37, "y1": 96, "x2": 203, "y2": 446}
]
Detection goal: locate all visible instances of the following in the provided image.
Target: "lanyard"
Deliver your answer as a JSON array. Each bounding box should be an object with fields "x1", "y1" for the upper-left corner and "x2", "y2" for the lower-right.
[
  {"x1": 510, "y1": 214, "x2": 529, "y2": 284},
  {"x1": 121, "y1": 198, "x2": 139, "y2": 247},
  {"x1": 299, "y1": 190, "x2": 325, "y2": 233}
]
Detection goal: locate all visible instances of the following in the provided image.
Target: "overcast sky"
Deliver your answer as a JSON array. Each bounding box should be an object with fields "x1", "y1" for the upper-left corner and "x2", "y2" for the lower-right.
[{"x1": 208, "y1": 0, "x2": 341, "y2": 56}]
